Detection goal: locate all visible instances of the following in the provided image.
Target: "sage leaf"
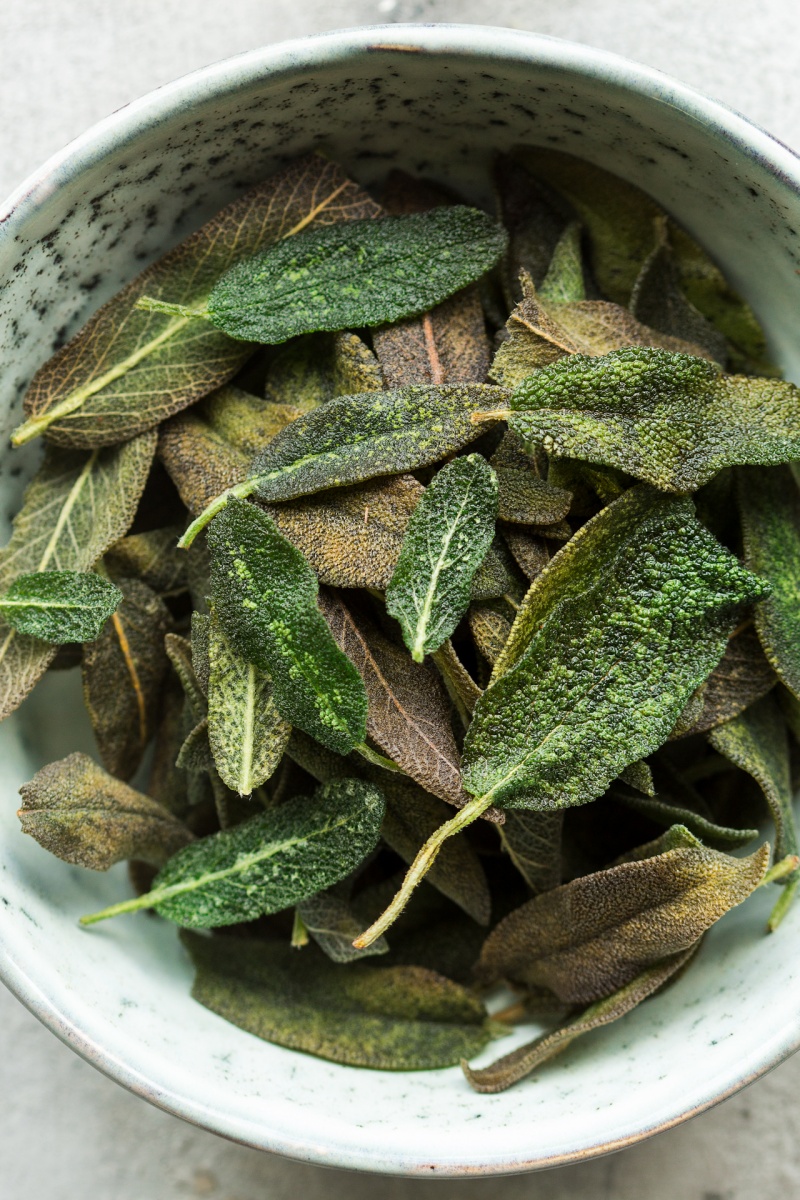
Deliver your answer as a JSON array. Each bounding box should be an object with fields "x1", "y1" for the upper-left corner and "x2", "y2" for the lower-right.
[
  {"x1": 264, "y1": 333, "x2": 335, "y2": 411},
  {"x1": 469, "y1": 535, "x2": 525, "y2": 603},
  {"x1": 165, "y1": 633, "x2": 206, "y2": 725},
  {"x1": 15, "y1": 155, "x2": 380, "y2": 447},
  {"x1": 0, "y1": 433, "x2": 156, "y2": 719},
  {"x1": 670, "y1": 625, "x2": 776, "y2": 737},
  {"x1": 495, "y1": 467, "x2": 571, "y2": 525},
  {"x1": 469, "y1": 600, "x2": 514, "y2": 666},
  {"x1": 266, "y1": 475, "x2": 423, "y2": 590},
  {"x1": 618, "y1": 760, "x2": 656, "y2": 797},
  {"x1": 612, "y1": 790, "x2": 759, "y2": 849},
  {"x1": 463, "y1": 946, "x2": 695, "y2": 1093},
  {"x1": 296, "y1": 889, "x2": 389, "y2": 963},
  {"x1": 500, "y1": 528, "x2": 551, "y2": 583},
  {"x1": 200, "y1": 384, "x2": 302, "y2": 455},
  {"x1": 82, "y1": 577, "x2": 171, "y2": 779},
  {"x1": 503, "y1": 348, "x2": 800, "y2": 492},
  {"x1": 158, "y1": 412, "x2": 249, "y2": 515},
  {"x1": 476, "y1": 830, "x2": 769, "y2": 1002},
  {"x1": 81, "y1": 778, "x2": 385, "y2": 927},
  {"x1": 0, "y1": 571, "x2": 121, "y2": 642},
  {"x1": 462, "y1": 486, "x2": 769, "y2": 809},
  {"x1": 431, "y1": 640, "x2": 483, "y2": 720},
  {"x1": 493, "y1": 154, "x2": 567, "y2": 305},
  {"x1": 157, "y1": 207, "x2": 506, "y2": 344},
  {"x1": 18, "y1": 752, "x2": 193, "y2": 870},
  {"x1": 739, "y1": 465, "x2": 800, "y2": 702},
  {"x1": 498, "y1": 809, "x2": 563, "y2": 894},
  {"x1": 208, "y1": 498, "x2": 367, "y2": 755},
  {"x1": 207, "y1": 607, "x2": 291, "y2": 796},
  {"x1": 538, "y1": 221, "x2": 586, "y2": 305},
  {"x1": 105, "y1": 527, "x2": 187, "y2": 594},
  {"x1": 182, "y1": 933, "x2": 491, "y2": 1070},
  {"x1": 386, "y1": 454, "x2": 498, "y2": 662},
  {"x1": 180, "y1": 383, "x2": 506, "y2": 547}
]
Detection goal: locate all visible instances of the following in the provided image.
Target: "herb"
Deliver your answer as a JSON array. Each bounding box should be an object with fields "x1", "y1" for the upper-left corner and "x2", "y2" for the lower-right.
[{"x1": 0, "y1": 570, "x2": 121, "y2": 642}]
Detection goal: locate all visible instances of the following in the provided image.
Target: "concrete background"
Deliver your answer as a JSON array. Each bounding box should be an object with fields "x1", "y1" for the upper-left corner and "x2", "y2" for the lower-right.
[{"x1": 2, "y1": 2, "x2": 799, "y2": 1197}]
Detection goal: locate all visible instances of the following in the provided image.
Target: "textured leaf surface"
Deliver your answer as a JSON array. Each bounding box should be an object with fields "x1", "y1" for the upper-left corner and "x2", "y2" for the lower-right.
[
  {"x1": 386, "y1": 455, "x2": 498, "y2": 661},
  {"x1": 18, "y1": 752, "x2": 192, "y2": 870},
  {"x1": 82, "y1": 576, "x2": 171, "y2": 779},
  {"x1": 203, "y1": 208, "x2": 506, "y2": 343},
  {"x1": 158, "y1": 412, "x2": 249, "y2": 515},
  {"x1": 183, "y1": 933, "x2": 491, "y2": 1069},
  {"x1": 464, "y1": 948, "x2": 694, "y2": 1093},
  {"x1": 0, "y1": 433, "x2": 156, "y2": 718},
  {"x1": 0, "y1": 571, "x2": 121, "y2": 642},
  {"x1": 206, "y1": 608, "x2": 291, "y2": 795},
  {"x1": 200, "y1": 384, "x2": 303, "y2": 455},
  {"x1": 462, "y1": 487, "x2": 769, "y2": 809},
  {"x1": 476, "y1": 831, "x2": 768, "y2": 1003},
  {"x1": 498, "y1": 809, "x2": 563, "y2": 893},
  {"x1": 739, "y1": 465, "x2": 800, "y2": 701},
  {"x1": 671, "y1": 625, "x2": 776, "y2": 737},
  {"x1": 495, "y1": 466, "x2": 571, "y2": 525},
  {"x1": 105, "y1": 527, "x2": 187, "y2": 594},
  {"x1": 612, "y1": 789, "x2": 759, "y2": 849},
  {"x1": 296, "y1": 889, "x2": 389, "y2": 963},
  {"x1": 17, "y1": 155, "x2": 380, "y2": 447},
  {"x1": 507, "y1": 348, "x2": 800, "y2": 492},
  {"x1": 208, "y1": 499, "x2": 367, "y2": 754}
]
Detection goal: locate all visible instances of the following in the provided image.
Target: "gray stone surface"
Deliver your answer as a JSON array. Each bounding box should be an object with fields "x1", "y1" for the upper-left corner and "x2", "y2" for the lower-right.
[{"x1": 1, "y1": 2, "x2": 799, "y2": 1197}]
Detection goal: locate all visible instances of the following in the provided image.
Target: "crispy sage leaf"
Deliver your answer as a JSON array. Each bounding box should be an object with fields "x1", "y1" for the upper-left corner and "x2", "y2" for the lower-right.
[
  {"x1": 180, "y1": 384, "x2": 506, "y2": 546},
  {"x1": 208, "y1": 498, "x2": 367, "y2": 755},
  {"x1": 463, "y1": 946, "x2": 695, "y2": 1093},
  {"x1": 0, "y1": 433, "x2": 156, "y2": 719},
  {"x1": 502, "y1": 348, "x2": 800, "y2": 493},
  {"x1": 296, "y1": 889, "x2": 389, "y2": 963},
  {"x1": 81, "y1": 778, "x2": 385, "y2": 927},
  {"x1": 476, "y1": 829, "x2": 769, "y2": 1002},
  {"x1": 206, "y1": 608, "x2": 291, "y2": 796},
  {"x1": 15, "y1": 155, "x2": 380, "y2": 447},
  {"x1": 739, "y1": 465, "x2": 800, "y2": 702},
  {"x1": 183, "y1": 933, "x2": 491, "y2": 1069},
  {"x1": 462, "y1": 487, "x2": 769, "y2": 809},
  {"x1": 18, "y1": 752, "x2": 193, "y2": 869},
  {"x1": 149, "y1": 208, "x2": 506, "y2": 344},
  {"x1": 0, "y1": 571, "x2": 121, "y2": 642},
  {"x1": 82, "y1": 576, "x2": 171, "y2": 779},
  {"x1": 386, "y1": 455, "x2": 498, "y2": 661}
]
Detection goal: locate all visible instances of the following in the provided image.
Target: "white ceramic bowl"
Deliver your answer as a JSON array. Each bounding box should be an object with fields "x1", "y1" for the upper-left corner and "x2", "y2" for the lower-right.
[{"x1": 1, "y1": 23, "x2": 800, "y2": 1178}]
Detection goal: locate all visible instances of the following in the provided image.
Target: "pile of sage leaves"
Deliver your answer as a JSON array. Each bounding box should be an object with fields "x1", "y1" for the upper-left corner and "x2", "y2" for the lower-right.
[{"x1": 8, "y1": 150, "x2": 800, "y2": 1092}]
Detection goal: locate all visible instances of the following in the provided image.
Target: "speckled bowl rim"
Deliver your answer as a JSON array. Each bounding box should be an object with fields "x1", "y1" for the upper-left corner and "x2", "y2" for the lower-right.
[{"x1": 2, "y1": 22, "x2": 800, "y2": 1177}]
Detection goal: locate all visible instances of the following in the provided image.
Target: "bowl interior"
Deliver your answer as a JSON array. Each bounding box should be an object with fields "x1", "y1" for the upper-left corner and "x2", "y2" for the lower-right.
[{"x1": 1, "y1": 24, "x2": 800, "y2": 1177}]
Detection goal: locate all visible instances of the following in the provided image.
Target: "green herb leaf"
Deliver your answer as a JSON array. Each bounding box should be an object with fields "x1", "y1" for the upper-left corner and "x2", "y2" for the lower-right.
[
  {"x1": 462, "y1": 486, "x2": 769, "y2": 809},
  {"x1": 386, "y1": 454, "x2": 498, "y2": 662},
  {"x1": 463, "y1": 946, "x2": 695, "y2": 1093},
  {"x1": 670, "y1": 625, "x2": 776, "y2": 738},
  {"x1": 206, "y1": 607, "x2": 291, "y2": 796},
  {"x1": 14, "y1": 155, "x2": 381, "y2": 447},
  {"x1": 476, "y1": 830, "x2": 768, "y2": 1002},
  {"x1": 158, "y1": 411, "x2": 249, "y2": 516},
  {"x1": 82, "y1": 576, "x2": 171, "y2": 779},
  {"x1": 183, "y1": 933, "x2": 492, "y2": 1070},
  {"x1": 208, "y1": 498, "x2": 367, "y2": 754},
  {"x1": 105, "y1": 527, "x2": 187, "y2": 594},
  {"x1": 612, "y1": 789, "x2": 759, "y2": 849},
  {"x1": 503, "y1": 348, "x2": 800, "y2": 493},
  {"x1": 498, "y1": 809, "x2": 563, "y2": 894},
  {"x1": 18, "y1": 752, "x2": 193, "y2": 870},
  {"x1": 200, "y1": 385, "x2": 302, "y2": 455},
  {"x1": 0, "y1": 570, "x2": 121, "y2": 642},
  {"x1": 170, "y1": 208, "x2": 506, "y2": 344},
  {"x1": 81, "y1": 778, "x2": 385, "y2": 927},
  {"x1": 468, "y1": 600, "x2": 514, "y2": 666},
  {"x1": 296, "y1": 889, "x2": 389, "y2": 963},
  {"x1": 493, "y1": 154, "x2": 567, "y2": 306},
  {"x1": 0, "y1": 434, "x2": 156, "y2": 719},
  {"x1": 495, "y1": 466, "x2": 571, "y2": 525},
  {"x1": 538, "y1": 221, "x2": 586, "y2": 305}
]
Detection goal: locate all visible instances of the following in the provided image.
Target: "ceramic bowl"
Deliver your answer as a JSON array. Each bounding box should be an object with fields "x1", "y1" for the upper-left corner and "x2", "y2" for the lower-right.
[{"x1": 1, "y1": 22, "x2": 800, "y2": 1179}]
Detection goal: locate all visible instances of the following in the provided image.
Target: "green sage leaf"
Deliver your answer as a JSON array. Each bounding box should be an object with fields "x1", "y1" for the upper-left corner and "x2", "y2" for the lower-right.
[
  {"x1": 296, "y1": 889, "x2": 389, "y2": 963},
  {"x1": 498, "y1": 809, "x2": 563, "y2": 894},
  {"x1": 105, "y1": 527, "x2": 187, "y2": 594},
  {"x1": 0, "y1": 571, "x2": 121, "y2": 642}
]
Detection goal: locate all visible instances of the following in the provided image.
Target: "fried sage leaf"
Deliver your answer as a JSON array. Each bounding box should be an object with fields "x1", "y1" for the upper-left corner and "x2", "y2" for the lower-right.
[
  {"x1": 739, "y1": 465, "x2": 800, "y2": 702},
  {"x1": 18, "y1": 752, "x2": 193, "y2": 870},
  {"x1": 0, "y1": 433, "x2": 156, "y2": 719},
  {"x1": 81, "y1": 778, "x2": 385, "y2": 927},
  {"x1": 296, "y1": 889, "x2": 389, "y2": 963},
  {"x1": 0, "y1": 571, "x2": 121, "y2": 642},
  {"x1": 386, "y1": 454, "x2": 498, "y2": 661},
  {"x1": 462, "y1": 487, "x2": 769, "y2": 809},
  {"x1": 183, "y1": 933, "x2": 491, "y2": 1070},
  {"x1": 15, "y1": 155, "x2": 380, "y2": 448},
  {"x1": 206, "y1": 608, "x2": 291, "y2": 796},
  {"x1": 320, "y1": 592, "x2": 467, "y2": 807},
  {"x1": 476, "y1": 829, "x2": 769, "y2": 1003},
  {"x1": 82, "y1": 576, "x2": 171, "y2": 779},
  {"x1": 145, "y1": 208, "x2": 506, "y2": 344},
  {"x1": 208, "y1": 498, "x2": 367, "y2": 755},
  {"x1": 501, "y1": 348, "x2": 800, "y2": 493},
  {"x1": 464, "y1": 946, "x2": 695, "y2": 1093}
]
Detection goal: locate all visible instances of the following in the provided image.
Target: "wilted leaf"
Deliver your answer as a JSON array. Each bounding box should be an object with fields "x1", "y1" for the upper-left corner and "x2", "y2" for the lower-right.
[
  {"x1": 106, "y1": 527, "x2": 187, "y2": 594},
  {"x1": 15, "y1": 155, "x2": 381, "y2": 447},
  {"x1": 183, "y1": 932, "x2": 492, "y2": 1070},
  {"x1": 462, "y1": 487, "x2": 769, "y2": 809},
  {"x1": 81, "y1": 778, "x2": 385, "y2": 927},
  {"x1": 208, "y1": 499, "x2": 367, "y2": 755},
  {"x1": 498, "y1": 809, "x2": 563, "y2": 893},
  {"x1": 18, "y1": 751, "x2": 193, "y2": 869},
  {"x1": 386, "y1": 455, "x2": 498, "y2": 661},
  {"x1": 476, "y1": 829, "x2": 768, "y2": 1002},
  {"x1": 297, "y1": 889, "x2": 389, "y2": 963},
  {"x1": 206, "y1": 607, "x2": 291, "y2": 795},
  {"x1": 158, "y1": 411, "x2": 248, "y2": 515},
  {"x1": 0, "y1": 432, "x2": 156, "y2": 719},
  {"x1": 82, "y1": 576, "x2": 171, "y2": 779}
]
